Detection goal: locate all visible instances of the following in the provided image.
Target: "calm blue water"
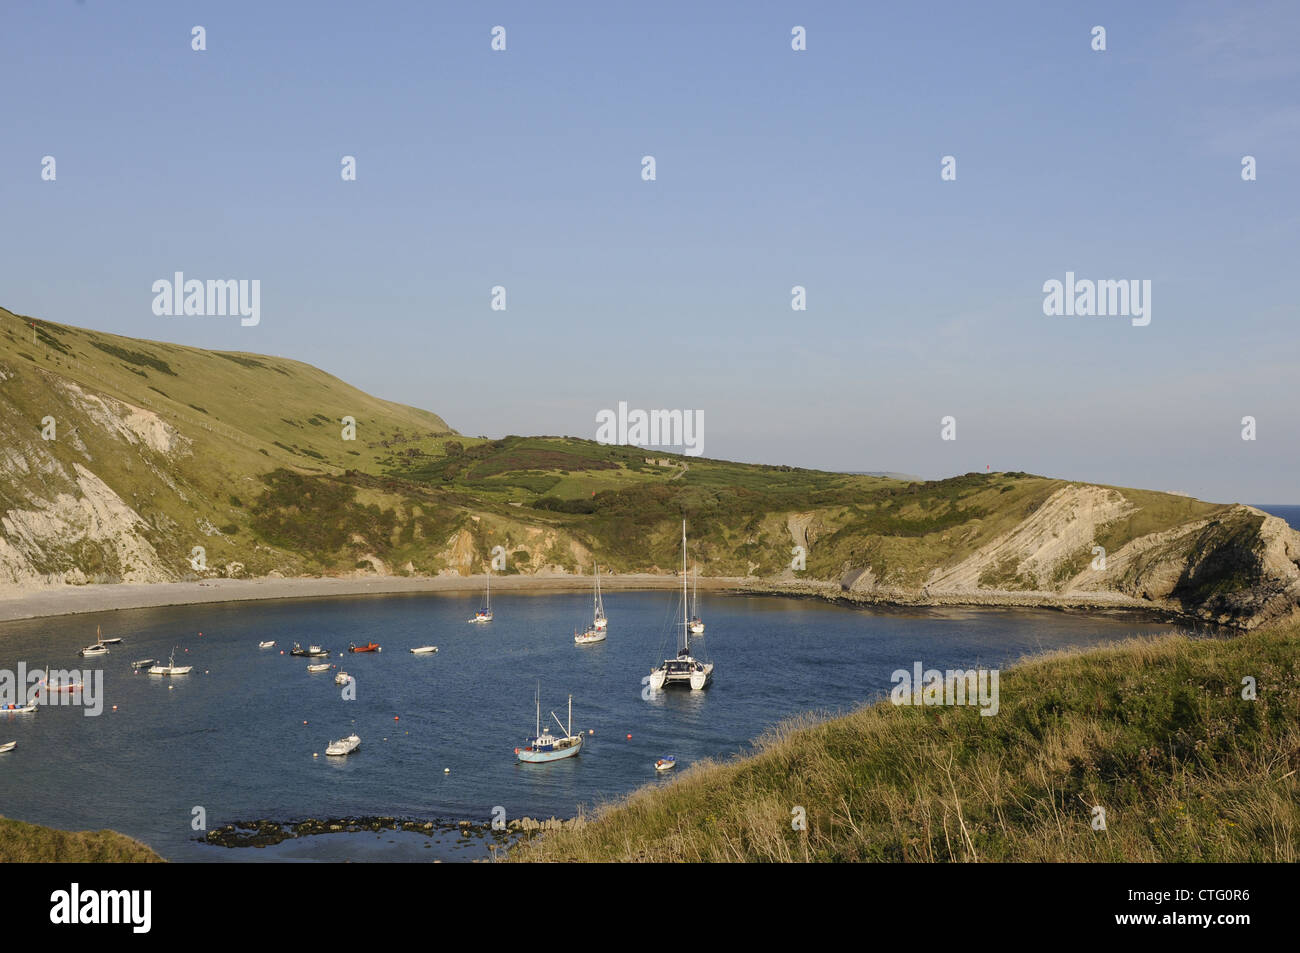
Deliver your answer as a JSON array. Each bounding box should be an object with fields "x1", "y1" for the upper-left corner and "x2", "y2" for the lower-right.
[
  {"x1": 1254, "y1": 504, "x2": 1300, "y2": 530},
  {"x1": 0, "y1": 591, "x2": 1204, "y2": 861}
]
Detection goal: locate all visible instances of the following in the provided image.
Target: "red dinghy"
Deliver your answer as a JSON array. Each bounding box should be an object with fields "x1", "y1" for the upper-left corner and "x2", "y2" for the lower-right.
[{"x1": 348, "y1": 641, "x2": 381, "y2": 654}]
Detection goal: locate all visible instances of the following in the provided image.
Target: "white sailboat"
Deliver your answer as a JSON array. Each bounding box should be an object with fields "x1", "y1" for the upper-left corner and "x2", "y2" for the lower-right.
[
  {"x1": 647, "y1": 521, "x2": 713, "y2": 692},
  {"x1": 468, "y1": 569, "x2": 494, "y2": 623},
  {"x1": 79, "y1": 625, "x2": 110, "y2": 658},
  {"x1": 148, "y1": 647, "x2": 192, "y2": 676},
  {"x1": 593, "y1": 563, "x2": 608, "y2": 630},
  {"x1": 689, "y1": 565, "x2": 705, "y2": 634}
]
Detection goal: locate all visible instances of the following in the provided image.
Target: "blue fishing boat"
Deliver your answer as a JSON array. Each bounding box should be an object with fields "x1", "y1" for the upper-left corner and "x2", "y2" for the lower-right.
[{"x1": 515, "y1": 686, "x2": 583, "y2": 764}]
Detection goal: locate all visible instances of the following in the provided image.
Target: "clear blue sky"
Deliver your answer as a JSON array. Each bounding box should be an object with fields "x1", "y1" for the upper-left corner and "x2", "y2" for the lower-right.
[{"x1": 3, "y1": 1, "x2": 1296, "y2": 502}]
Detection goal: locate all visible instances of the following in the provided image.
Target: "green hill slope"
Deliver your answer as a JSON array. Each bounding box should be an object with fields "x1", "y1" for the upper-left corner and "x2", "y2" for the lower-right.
[{"x1": 2, "y1": 308, "x2": 1297, "y2": 628}]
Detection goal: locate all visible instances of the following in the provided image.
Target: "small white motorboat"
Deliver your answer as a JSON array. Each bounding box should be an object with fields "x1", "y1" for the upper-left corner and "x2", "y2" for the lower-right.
[
  {"x1": 325, "y1": 733, "x2": 361, "y2": 756},
  {"x1": 101, "y1": 637, "x2": 123, "y2": 645},
  {"x1": 258, "y1": 640, "x2": 276, "y2": 649},
  {"x1": 131, "y1": 658, "x2": 156, "y2": 669},
  {"x1": 410, "y1": 646, "x2": 438, "y2": 655},
  {"x1": 334, "y1": 671, "x2": 351, "y2": 685},
  {"x1": 1, "y1": 704, "x2": 35, "y2": 715},
  {"x1": 655, "y1": 757, "x2": 676, "y2": 772},
  {"x1": 148, "y1": 648, "x2": 192, "y2": 676},
  {"x1": 0, "y1": 741, "x2": 16, "y2": 754},
  {"x1": 307, "y1": 663, "x2": 331, "y2": 674}
]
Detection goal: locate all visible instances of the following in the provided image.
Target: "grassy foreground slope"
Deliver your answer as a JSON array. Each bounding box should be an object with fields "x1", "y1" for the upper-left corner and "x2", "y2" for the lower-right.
[
  {"x1": 512, "y1": 619, "x2": 1300, "y2": 862},
  {"x1": 0, "y1": 815, "x2": 163, "y2": 862}
]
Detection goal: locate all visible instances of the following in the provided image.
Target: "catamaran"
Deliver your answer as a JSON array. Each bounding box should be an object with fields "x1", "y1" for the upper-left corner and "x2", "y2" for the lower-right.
[
  {"x1": 515, "y1": 686, "x2": 583, "y2": 763},
  {"x1": 468, "y1": 570, "x2": 494, "y2": 623},
  {"x1": 148, "y1": 648, "x2": 192, "y2": 677},
  {"x1": 593, "y1": 563, "x2": 607, "y2": 630},
  {"x1": 689, "y1": 565, "x2": 705, "y2": 634},
  {"x1": 79, "y1": 626, "x2": 110, "y2": 658},
  {"x1": 647, "y1": 521, "x2": 714, "y2": 692}
]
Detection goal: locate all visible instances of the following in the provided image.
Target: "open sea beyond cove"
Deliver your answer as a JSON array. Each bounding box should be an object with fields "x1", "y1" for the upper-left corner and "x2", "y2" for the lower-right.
[{"x1": 0, "y1": 591, "x2": 1214, "y2": 861}]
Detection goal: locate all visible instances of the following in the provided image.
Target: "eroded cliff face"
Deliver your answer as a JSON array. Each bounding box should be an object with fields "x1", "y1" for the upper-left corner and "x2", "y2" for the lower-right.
[{"x1": 809, "y1": 486, "x2": 1300, "y2": 629}]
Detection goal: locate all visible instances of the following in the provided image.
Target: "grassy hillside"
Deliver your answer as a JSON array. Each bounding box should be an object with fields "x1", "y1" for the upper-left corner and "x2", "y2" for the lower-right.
[
  {"x1": 0, "y1": 815, "x2": 163, "y2": 862},
  {"x1": 2, "y1": 308, "x2": 1295, "y2": 628},
  {"x1": 511, "y1": 617, "x2": 1300, "y2": 862}
]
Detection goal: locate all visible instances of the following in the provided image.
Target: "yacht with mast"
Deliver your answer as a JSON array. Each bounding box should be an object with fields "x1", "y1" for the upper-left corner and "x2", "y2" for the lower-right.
[
  {"x1": 647, "y1": 521, "x2": 713, "y2": 692},
  {"x1": 515, "y1": 686, "x2": 584, "y2": 763},
  {"x1": 689, "y1": 565, "x2": 705, "y2": 634},
  {"x1": 575, "y1": 563, "x2": 608, "y2": 643},
  {"x1": 593, "y1": 563, "x2": 607, "y2": 630},
  {"x1": 79, "y1": 625, "x2": 110, "y2": 658},
  {"x1": 148, "y1": 647, "x2": 192, "y2": 677},
  {"x1": 468, "y1": 569, "x2": 494, "y2": 623}
]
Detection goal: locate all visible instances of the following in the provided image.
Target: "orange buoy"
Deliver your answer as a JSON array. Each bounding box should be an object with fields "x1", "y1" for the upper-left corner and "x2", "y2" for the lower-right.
[
  {"x1": 626, "y1": 734, "x2": 632, "y2": 740},
  {"x1": 394, "y1": 715, "x2": 399, "y2": 721}
]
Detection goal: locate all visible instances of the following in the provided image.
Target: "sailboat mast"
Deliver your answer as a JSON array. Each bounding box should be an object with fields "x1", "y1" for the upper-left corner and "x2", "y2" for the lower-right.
[
  {"x1": 681, "y1": 520, "x2": 688, "y2": 651},
  {"x1": 535, "y1": 682, "x2": 540, "y2": 736},
  {"x1": 568, "y1": 694, "x2": 572, "y2": 736}
]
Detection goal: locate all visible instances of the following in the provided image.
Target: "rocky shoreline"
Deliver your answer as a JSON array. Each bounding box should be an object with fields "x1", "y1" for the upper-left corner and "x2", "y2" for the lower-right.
[{"x1": 201, "y1": 814, "x2": 586, "y2": 853}]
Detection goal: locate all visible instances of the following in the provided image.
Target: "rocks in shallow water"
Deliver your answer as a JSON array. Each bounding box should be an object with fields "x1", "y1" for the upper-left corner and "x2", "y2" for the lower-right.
[{"x1": 200, "y1": 813, "x2": 580, "y2": 848}]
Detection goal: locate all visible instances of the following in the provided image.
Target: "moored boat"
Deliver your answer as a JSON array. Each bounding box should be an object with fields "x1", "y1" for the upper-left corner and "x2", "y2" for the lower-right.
[
  {"x1": 258, "y1": 640, "x2": 276, "y2": 649},
  {"x1": 647, "y1": 521, "x2": 713, "y2": 692},
  {"x1": 515, "y1": 687, "x2": 583, "y2": 764},
  {"x1": 349, "y1": 641, "x2": 381, "y2": 653},
  {"x1": 593, "y1": 563, "x2": 608, "y2": 630},
  {"x1": 574, "y1": 625, "x2": 606, "y2": 645},
  {"x1": 1, "y1": 703, "x2": 36, "y2": 715},
  {"x1": 290, "y1": 642, "x2": 328, "y2": 658},
  {"x1": 468, "y1": 570, "x2": 494, "y2": 623},
  {"x1": 79, "y1": 625, "x2": 110, "y2": 657},
  {"x1": 325, "y1": 733, "x2": 361, "y2": 756},
  {"x1": 307, "y1": 663, "x2": 331, "y2": 673},
  {"x1": 130, "y1": 658, "x2": 156, "y2": 669},
  {"x1": 655, "y1": 757, "x2": 676, "y2": 772},
  {"x1": 410, "y1": 646, "x2": 438, "y2": 655},
  {"x1": 334, "y1": 671, "x2": 351, "y2": 685},
  {"x1": 148, "y1": 648, "x2": 192, "y2": 676},
  {"x1": 0, "y1": 741, "x2": 16, "y2": 754}
]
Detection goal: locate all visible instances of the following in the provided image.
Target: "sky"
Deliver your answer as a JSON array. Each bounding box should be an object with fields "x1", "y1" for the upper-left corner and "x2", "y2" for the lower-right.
[{"x1": 2, "y1": 1, "x2": 1297, "y2": 503}]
